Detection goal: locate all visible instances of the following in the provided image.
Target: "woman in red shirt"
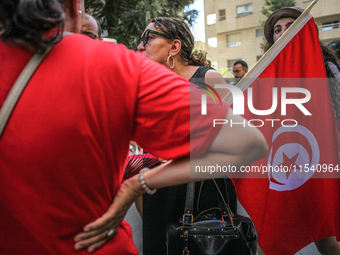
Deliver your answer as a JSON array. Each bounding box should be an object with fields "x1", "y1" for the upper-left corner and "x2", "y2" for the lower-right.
[{"x1": 0, "y1": 1, "x2": 268, "y2": 254}]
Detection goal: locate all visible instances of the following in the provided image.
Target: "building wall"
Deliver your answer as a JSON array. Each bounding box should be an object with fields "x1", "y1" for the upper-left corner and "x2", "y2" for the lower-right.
[
  {"x1": 204, "y1": 0, "x2": 340, "y2": 78},
  {"x1": 194, "y1": 41, "x2": 206, "y2": 51}
]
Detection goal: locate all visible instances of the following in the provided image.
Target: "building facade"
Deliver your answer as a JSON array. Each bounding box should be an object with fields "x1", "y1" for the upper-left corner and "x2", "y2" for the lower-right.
[
  {"x1": 204, "y1": 0, "x2": 340, "y2": 79},
  {"x1": 194, "y1": 40, "x2": 206, "y2": 51}
]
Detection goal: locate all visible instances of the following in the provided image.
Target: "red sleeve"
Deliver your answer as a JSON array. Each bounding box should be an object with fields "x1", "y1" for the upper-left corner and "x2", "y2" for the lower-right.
[{"x1": 132, "y1": 54, "x2": 229, "y2": 159}]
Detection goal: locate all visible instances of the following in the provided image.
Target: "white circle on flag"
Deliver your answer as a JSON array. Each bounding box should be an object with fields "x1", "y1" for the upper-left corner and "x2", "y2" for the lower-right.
[{"x1": 267, "y1": 125, "x2": 320, "y2": 191}]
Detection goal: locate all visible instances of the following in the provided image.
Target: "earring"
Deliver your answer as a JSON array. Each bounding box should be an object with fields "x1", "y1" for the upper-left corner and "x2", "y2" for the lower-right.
[
  {"x1": 78, "y1": 10, "x2": 82, "y2": 14},
  {"x1": 167, "y1": 54, "x2": 175, "y2": 69}
]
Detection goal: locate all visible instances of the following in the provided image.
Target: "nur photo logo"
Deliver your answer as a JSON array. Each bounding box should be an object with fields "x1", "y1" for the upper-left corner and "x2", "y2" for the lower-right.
[{"x1": 196, "y1": 82, "x2": 222, "y2": 115}]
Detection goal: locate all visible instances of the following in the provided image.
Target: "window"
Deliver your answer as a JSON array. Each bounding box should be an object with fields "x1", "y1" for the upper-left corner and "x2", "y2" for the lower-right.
[
  {"x1": 237, "y1": 4, "x2": 253, "y2": 17},
  {"x1": 227, "y1": 33, "x2": 241, "y2": 47},
  {"x1": 219, "y1": 9, "x2": 226, "y2": 21},
  {"x1": 321, "y1": 20, "x2": 339, "y2": 30},
  {"x1": 207, "y1": 14, "x2": 216, "y2": 25},
  {"x1": 228, "y1": 59, "x2": 241, "y2": 71},
  {"x1": 208, "y1": 37, "x2": 217, "y2": 48},
  {"x1": 256, "y1": 29, "x2": 264, "y2": 37}
]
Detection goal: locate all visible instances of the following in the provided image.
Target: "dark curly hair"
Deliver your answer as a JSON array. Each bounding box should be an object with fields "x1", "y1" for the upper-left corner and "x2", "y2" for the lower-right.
[
  {"x1": 322, "y1": 44, "x2": 340, "y2": 117},
  {"x1": 0, "y1": 0, "x2": 66, "y2": 52},
  {"x1": 151, "y1": 17, "x2": 210, "y2": 67},
  {"x1": 327, "y1": 39, "x2": 340, "y2": 61}
]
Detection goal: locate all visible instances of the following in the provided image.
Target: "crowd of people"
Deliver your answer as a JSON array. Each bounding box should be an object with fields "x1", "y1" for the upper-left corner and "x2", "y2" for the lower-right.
[{"x1": 0, "y1": 0, "x2": 339, "y2": 254}]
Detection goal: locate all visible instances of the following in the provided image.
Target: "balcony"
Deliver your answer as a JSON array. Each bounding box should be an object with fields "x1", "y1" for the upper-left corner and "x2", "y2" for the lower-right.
[{"x1": 318, "y1": 22, "x2": 340, "y2": 43}]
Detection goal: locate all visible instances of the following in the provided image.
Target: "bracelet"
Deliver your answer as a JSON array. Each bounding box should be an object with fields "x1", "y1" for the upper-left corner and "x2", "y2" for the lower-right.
[{"x1": 139, "y1": 168, "x2": 157, "y2": 195}]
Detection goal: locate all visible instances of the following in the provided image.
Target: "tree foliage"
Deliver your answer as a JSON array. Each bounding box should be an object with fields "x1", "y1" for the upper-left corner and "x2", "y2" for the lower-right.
[
  {"x1": 85, "y1": 0, "x2": 198, "y2": 49},
  {"x1": 219, "y1": 67, "x2": 228, "y2": 76}
]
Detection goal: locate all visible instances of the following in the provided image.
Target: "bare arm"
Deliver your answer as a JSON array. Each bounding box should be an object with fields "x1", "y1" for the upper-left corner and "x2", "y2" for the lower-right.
[
  {"x1": 73, "y1": 109, "x2": 268, "y2": 253},
  {"x1": 205, "y1": 69, "x2": 230, "y2": 99}
]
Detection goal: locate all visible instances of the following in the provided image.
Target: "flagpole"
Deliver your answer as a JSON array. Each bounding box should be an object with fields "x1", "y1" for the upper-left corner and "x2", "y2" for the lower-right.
[{"x1": 222, "y1": 0, "x2": 319, "y2": 104}]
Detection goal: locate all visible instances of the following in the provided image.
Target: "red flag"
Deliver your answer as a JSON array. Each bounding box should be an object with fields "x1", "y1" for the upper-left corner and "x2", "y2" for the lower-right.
[{"x1": 229, "y1": 7, "x2": 340, "y2": 255}]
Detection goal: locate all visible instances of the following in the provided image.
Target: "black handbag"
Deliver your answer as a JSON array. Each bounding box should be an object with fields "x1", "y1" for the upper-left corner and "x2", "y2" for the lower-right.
[{"x1": 166, "y1": 180, "x2": 257, "y2": 255}]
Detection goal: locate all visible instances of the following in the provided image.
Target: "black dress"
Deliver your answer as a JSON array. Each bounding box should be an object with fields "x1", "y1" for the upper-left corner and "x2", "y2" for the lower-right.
[{"x1": 143, "y1": 66, "x2": 237, "y2": 255}]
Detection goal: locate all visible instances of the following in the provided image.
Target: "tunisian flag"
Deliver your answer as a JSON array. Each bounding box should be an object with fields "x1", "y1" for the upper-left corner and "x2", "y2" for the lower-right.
[{"x1": 225, "y1": 1, "x2": 340, "y2": 254}]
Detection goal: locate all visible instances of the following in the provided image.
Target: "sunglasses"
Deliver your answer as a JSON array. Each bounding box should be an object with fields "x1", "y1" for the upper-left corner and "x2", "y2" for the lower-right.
[
  {"x1": 80, "y1": 31, "x2": 99, "y2": 40},
  {"x1": 137, "y1": 29, "x2": 173, "y2": 47}
]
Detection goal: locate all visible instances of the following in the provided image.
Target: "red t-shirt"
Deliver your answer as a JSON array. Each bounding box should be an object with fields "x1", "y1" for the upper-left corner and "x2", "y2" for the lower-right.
[{"x1": 0, "y1": 34, "x2": 229, "y2": 254}]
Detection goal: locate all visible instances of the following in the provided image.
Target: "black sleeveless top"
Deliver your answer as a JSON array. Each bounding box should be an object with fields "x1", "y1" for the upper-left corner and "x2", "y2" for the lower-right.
[
  {"x1": 143, "y1": 66, "x2": 237, "y2": 255},
  {"x1": 189, "y1": 66, "x2": 214, "y2": 81}
]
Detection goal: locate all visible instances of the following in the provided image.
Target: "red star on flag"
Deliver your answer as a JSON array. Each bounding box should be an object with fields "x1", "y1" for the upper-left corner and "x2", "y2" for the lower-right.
[{"x1": 278, "y1": 153, "x2": 301, "y2": 179}]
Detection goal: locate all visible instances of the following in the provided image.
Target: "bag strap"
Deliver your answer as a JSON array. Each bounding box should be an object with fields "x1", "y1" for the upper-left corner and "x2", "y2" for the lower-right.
[
  {"x1": 223, "y1": 177, "x2": 231, "y2": 206},
  {"x1": 183, "y1": 182, "x2": 195, "y2": 225},
  {"x1": 183, "y1": 179, "x2": 235, "y2": 227},
  {"x1": 197, "y1": 177, "x2": 232, "y2": 211},
  {"x1": 0, "y1": 32, "x2": 72, "y2": 138}
]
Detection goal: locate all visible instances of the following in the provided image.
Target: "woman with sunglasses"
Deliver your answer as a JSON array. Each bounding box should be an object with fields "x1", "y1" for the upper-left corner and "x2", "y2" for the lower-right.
[
  {"x1": 135, "y1": 17, "x2": 237, "y2": 255},
  {"x1": 137, "y1": 17, "x2": 228, "y2": 98}
]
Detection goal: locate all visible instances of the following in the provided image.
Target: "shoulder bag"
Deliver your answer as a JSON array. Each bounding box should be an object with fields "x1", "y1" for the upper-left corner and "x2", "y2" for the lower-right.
[{"x1": 166, "y1": 179, "x2": 258, "y2": 255}]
